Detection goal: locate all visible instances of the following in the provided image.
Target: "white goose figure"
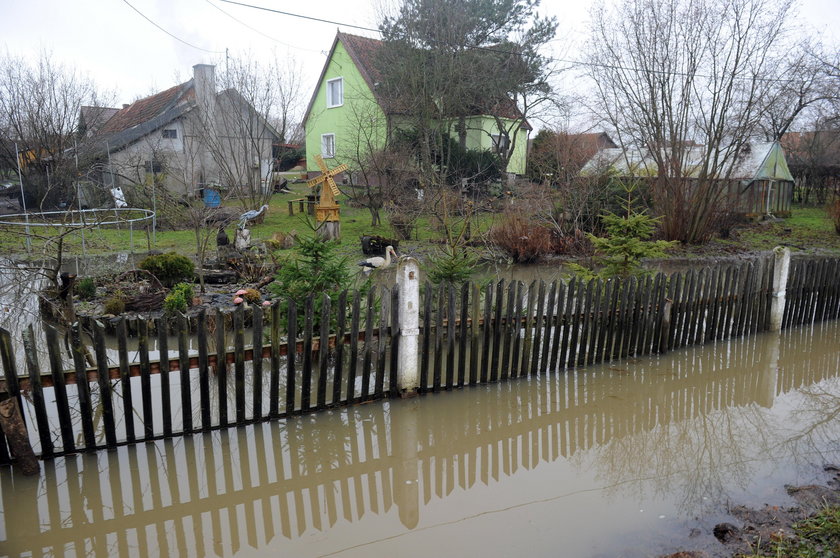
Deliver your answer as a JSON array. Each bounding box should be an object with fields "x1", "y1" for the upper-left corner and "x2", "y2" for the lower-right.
[{"x1": 358, "y1": 245, "x2": 397, "y2": 272}]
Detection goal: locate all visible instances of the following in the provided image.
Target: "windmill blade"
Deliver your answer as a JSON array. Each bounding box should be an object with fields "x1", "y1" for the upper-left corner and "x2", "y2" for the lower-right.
[
  {"x1": 306, "y1": 175, "x2": 325, "y2": 188},
  {"x1": 327, "y1": 177, "x2": 340, "y2": 197},
  {"x1": 331, "y1": 163, "x2": 349, "y2": 175},
  {"x1": 314, "y1": 154, "x2": 329, "y2": 175}
]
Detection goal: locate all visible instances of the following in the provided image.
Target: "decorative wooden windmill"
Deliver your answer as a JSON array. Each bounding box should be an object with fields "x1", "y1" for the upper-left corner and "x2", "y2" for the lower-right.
[{"x1": 306, "y1": 154, "x2": 347, "y2": 240}]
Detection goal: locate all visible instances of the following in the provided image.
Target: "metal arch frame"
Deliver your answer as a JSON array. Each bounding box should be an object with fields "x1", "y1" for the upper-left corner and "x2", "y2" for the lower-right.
[{"x1": 0, "y1": 208, "x2": 155, "y2": 228}]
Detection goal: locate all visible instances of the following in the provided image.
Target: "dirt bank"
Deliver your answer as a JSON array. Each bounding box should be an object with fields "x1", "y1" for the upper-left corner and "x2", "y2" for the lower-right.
[{"x1": 661, "y1": 465, "x2": 840, "y2": 558}]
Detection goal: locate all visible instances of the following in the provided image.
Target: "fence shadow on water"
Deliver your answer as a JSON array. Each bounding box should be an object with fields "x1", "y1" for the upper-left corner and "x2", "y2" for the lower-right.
[{"x1": 0, "y1": 256, "x2": 838, "y2": 462}]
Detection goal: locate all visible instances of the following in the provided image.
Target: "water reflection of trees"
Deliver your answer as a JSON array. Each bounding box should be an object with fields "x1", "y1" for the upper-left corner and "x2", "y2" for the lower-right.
[{"x1": 2, "y1": 323, "x2": 839, "y2": 557}]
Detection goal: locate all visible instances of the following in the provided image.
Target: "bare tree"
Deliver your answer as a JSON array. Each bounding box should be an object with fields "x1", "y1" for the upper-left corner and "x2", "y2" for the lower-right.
[
  {"x1": 0, "y1": 51, "x2": 111, "y2": 208},
  {"x1": 587, "y1": 0, "x2": 825, "y2": 244}
]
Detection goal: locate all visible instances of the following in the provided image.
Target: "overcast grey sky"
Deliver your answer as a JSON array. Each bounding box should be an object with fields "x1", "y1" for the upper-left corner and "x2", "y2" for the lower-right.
[{"x1": 1, "y1": 0, "x2": 838, "y2": 118}]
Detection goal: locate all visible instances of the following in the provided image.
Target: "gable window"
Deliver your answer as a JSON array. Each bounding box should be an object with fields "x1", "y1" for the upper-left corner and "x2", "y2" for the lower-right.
[
  {"x1": 326, "y1": 78, "x2": 343, "y2": 108},
  {"x1": 321, "y1": 133, "x2": 336, "y2": 158},
  {"x1": 162, "y1": 128, "x2": 177, "y2": 139}
]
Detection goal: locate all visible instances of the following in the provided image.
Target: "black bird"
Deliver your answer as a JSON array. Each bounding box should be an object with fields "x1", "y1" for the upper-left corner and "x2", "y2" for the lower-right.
[{"x1": 216, "y1": 226, "x2": 230, "y2": 247}]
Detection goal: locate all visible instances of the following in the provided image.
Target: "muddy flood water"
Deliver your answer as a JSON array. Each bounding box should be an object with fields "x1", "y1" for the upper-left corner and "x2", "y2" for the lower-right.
[{"x1": 1, "y1": 320, "x2": 839, "y2": 558}]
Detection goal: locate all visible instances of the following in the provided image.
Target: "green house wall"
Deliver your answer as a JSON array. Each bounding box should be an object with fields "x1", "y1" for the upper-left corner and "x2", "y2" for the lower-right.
[
  {"x1": 305, "y1": 36, "x2": 529, "y2": 177},
  {"x1": 304, "y1": 40, "x2": 387, "y2": 174}
]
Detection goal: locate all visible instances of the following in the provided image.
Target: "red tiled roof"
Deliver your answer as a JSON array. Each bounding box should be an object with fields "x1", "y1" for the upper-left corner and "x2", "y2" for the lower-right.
[
  {"x1": 304, "y1": 32, "x2": 531, "y2": 128},
  {"x1": 98, "y1": 81, "x2": 193, "y2": 135}
]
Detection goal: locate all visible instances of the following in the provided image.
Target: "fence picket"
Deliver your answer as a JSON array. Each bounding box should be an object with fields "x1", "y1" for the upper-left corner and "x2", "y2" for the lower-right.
[
  {"x1": 93, "y1": 322, "x2": 117, "y2": 447},
  {"x1": 420, "y1": 283, "x2": 432, "y2": 391},
  {"x1": 116, "y1": 318, "x2": 135, "y2": 443},
  {"x1": 23, "y1": 326, "x2": 53, "y2": 457},
  {"x1": 346, "y1": 293, "x2": 360, "y2": 401},
  {"x1": 318, "y1": 294, "x2": 332, "y2": 408},
  {"x1": 361, "y1": 290, "x2": 375, "y2": 399},
  {"x1": 252, "y1": 305, "x2": 264, "y2": 419},
  {"x1": 286, "y1": 299, "x2": 298, "y2": 414},
  {"x1": 178, "y1": 313, "x2": 193, "y2": 431},
  {"x1": 531, "y1": 280, "x2": 546, "y2": 376},
  {"x1": 433, "y1": 284, "x2": 445, "y2": 391},
  {"x1": 197, "y1": 309, "x2": 211, "y2": 427},
  {"x1": 137, "y1": 319, "x2": 153, "y2": 441},
  {"x1": 559, "y1": 278, "x2": 576, "y2": 369},
  {"x1": 389, "y1": 288, "x2": 400, "y2": 395},
  {"x1": 376, "y1": 289, "x2": 388, "y2": 396},
  {"x1": 446, "y1": 285, "x2": 456, "y2": 387},
  {"x1": 334, "y1": 291, "x2": 348, "y2": 403},
  {"x1": 156, "y1": 317, "x2": 172, "y2": 436},
  {"x1": 301, "y1": 296, "x2": 315, "y2": 410},
  {"x1": 458, "y1": 284, "x2": 469, "y2": 386},
  {"x1": 214, "y1": 309, "x2": 228, "y2": 425},
  {"x1": 490, "y1": 280, "x2": 505, "y2": 382},
  {"x1": 480, "y1": 283, "x2": 493, "y2": 383}
]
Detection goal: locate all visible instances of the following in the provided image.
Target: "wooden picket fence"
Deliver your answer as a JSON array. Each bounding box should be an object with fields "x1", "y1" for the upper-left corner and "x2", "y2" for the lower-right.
[{"x1": 0, "y1": 256, "x2": 839, "y2": 462}]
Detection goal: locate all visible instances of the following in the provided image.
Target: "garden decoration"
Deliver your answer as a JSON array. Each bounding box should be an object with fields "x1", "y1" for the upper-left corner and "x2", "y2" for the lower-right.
[
  {"x1": 358, "y1": 245, "x2": 398, "y2": 273},
  {"x1": 237, "y1": 204, "x2": 269, "y2": 229},
  {"x1": 306, "y1": 154, "x2": 346, "y2": 240}
]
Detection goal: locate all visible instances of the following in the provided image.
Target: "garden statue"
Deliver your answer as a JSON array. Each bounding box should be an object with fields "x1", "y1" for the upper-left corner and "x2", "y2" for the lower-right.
[
  {"x1": 237, "y1": 204, "x2": 269, "y2": 229},
  {"x1": 306, "y1": 154, "x2": 346, "y2": 240},
  {"x1": 235, "y1": 228, "x2": 251, "y2": 251},
  {"x1": 358, "y1": 245, "x2": 398, "y2": 273}
]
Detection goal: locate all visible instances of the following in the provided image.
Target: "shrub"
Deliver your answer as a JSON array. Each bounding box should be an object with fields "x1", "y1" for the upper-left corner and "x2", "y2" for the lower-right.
[
  {"x1": 163, "y1": 282, "x2": 195, "y2": 314},
  {"x1": 171, "y1": 282, "x2": 194, "y2": 301},
  {"x1": 103, "y1": 293, "x2": 126, "y2": 315},
  {"x1": 163, "y1": 291, "x2": 188, "y2": 314},
  {"x1": 489, "y1": 214, "x2": 553, "y2": 264},
  {"x1": 76, "y1": 277, "x2": 96, "y2": 300},
  {"x1": 427, "y1": 247, "x2": 479, "y2": 285},
  {"x1": 139, "y1": 252, "x2": 194, "y2": 286}
]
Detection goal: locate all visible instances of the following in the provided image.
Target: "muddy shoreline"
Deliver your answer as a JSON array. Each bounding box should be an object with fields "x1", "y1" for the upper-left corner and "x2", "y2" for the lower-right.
[{"x1": 662, "y1": 465, "x2": 840, "y2": 558}]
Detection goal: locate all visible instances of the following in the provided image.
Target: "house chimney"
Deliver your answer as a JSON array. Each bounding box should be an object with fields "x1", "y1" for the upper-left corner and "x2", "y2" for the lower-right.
[
  {"x1": 193, "y1": 64, "x2": 218, "y2": 186},
  {"x1": 193, "y1": 64, "x2": 216, "y2": 113}
]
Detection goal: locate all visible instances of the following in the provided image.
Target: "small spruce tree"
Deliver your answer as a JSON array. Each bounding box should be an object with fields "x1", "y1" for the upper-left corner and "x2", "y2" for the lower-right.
[{"x1": 570, "y1": 181, "x2": 677, "y2": 279}]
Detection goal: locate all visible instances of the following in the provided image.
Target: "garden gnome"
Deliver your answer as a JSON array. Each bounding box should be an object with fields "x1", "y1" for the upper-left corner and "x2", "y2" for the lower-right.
[{"x1": 235, "y1": 228, "x2": 251, "y2": 251}]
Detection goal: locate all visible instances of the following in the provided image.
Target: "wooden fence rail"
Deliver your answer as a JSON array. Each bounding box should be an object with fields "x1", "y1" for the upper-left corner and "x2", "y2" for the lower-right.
[{"x1": 0, "y1": 256, "x2": 838, "y2": 464}]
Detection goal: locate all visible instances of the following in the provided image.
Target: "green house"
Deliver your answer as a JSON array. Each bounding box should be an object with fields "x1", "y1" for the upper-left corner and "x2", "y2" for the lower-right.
[{"x1": 303, "y1": 32, "x2": 531, "y2": 180}]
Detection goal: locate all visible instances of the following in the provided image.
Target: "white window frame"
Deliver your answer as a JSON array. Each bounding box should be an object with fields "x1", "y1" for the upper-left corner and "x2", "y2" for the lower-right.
[
  {"x1": 321, "y1": 133, "x2": 336, "y2": 158},
  {"x1": 326, "y1": 77, "x2": 343, "y2": 108}
]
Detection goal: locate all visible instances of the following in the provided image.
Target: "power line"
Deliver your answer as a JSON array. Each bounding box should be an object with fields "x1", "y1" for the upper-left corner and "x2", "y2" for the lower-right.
[
  {"x1": 120, "y1": 0, "x2": 224, "y2": 54},
  {"x1": 218, "y1": 0, "x2": 380, "y2": 33},
  {"x1": 204, "y1": 0, "x2": 325, "y2": 54},
  {"x1": 218, "y1": 0, "x2": 811, "y2": 85}
]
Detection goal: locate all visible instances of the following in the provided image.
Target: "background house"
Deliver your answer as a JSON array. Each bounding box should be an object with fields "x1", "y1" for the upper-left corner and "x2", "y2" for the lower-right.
[
  {"x1": 83, "y1": 64, "x2": 279, "y2": 203},
  {"x1": 302, "y1": 32, "x2": 531, "y2": 181},
  {"x1": 582, "y1": 141, "x2": 795, "y2": 215}
]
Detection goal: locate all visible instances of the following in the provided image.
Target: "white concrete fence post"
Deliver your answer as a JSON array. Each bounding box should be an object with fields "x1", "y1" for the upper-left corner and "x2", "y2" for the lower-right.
[
  {"x1": 769, "y1": 246, "x2": 791, "y2": 331},
  {"x1": 396, "y1": 257, "x2": 421, "y2": 396}
]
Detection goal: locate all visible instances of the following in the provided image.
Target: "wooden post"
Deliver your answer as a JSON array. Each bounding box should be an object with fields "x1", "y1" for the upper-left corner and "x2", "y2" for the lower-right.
[
  {"x1": 0, "y1": 398, "x2": 38, "y2": 475},
  {"x1": 396, "y1": 257, "x2": 420, "y2": 396},
  {"x1": 769, "y1": 246, "x2": 791, "y2": 331}
]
